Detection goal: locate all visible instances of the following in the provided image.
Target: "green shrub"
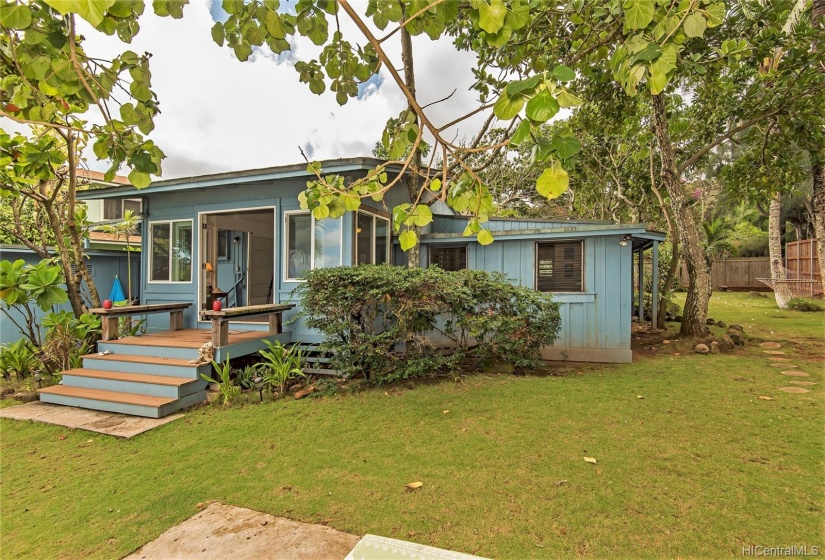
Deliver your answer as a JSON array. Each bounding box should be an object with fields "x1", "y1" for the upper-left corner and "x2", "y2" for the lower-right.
[
  {"x1": 0, "y1": 339, "x2": 41, "y2": 381},
  {"x1": 295, "y1": 265, "x2": 561, "y2": 383},
  {"x1": 787, "y1": 298, "x2": 824, "y2": 312}
]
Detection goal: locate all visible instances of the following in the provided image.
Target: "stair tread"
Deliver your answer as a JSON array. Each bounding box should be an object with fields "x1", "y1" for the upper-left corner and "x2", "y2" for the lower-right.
[
  {"x1": 63, "y1": 368, "x2": 198, "y2": 386},
  {"x1": 38, "y1": 385, "x2": 177, "y2": 407},
  {"x1": 82, "y1": 354, "x2": 202, "y2": 367}
]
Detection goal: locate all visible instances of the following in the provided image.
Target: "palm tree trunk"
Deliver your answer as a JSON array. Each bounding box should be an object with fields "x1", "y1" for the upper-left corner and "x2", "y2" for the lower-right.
[{"x1": 769, "y1": 193, "x2": 792, "y2": 308}]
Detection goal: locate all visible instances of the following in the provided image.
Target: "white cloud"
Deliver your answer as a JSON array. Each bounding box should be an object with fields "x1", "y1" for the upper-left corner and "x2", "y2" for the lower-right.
[{"x1": 50, "y1": 3, "x2": 495, "y2": 179}]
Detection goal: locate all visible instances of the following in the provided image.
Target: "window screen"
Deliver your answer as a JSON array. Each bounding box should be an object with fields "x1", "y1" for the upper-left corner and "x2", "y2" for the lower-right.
[
  {"x1": 536, "y1": 241, "x2": 583, "y2": 292},
  {"x1": 430, "y1": 246, "x2": 467, "y2": 271}
]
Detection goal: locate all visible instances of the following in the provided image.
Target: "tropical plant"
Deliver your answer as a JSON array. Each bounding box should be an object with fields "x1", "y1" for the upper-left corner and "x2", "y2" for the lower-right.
[
  {"x1": 0, "y1": 258, "x2": 69, "y2": 347},
  {"x1": 201, "y1": 354, "x2": 239, "y2": 407},
  {"x1": 0, "y1": 339, "x2": 41, "y2": 381},
  {"x1": 40, "y1": 311, "x2": 101, "y2": 373},
  {"x1": 701, "y1": 218, "x2": 737, "y2": 265},
  {"x1": 258, "y1": 340, "x2": 306, "y2": 397}
]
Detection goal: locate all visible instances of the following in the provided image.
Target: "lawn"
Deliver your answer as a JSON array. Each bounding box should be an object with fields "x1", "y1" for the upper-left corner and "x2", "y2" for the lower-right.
[{"x1": 1, "y1": 292, "x2": 822, "y2": 559}]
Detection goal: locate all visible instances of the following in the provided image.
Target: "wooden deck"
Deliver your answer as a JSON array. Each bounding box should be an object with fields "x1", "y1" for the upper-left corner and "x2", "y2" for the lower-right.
[{"x1": 102, "y1": 328, "x2": 273, "y2": 349}]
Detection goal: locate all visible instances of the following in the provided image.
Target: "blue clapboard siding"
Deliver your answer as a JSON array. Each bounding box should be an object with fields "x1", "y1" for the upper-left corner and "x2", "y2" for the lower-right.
[{"x1": 0, "y1": 246, "x2": 140, "y2": 346}]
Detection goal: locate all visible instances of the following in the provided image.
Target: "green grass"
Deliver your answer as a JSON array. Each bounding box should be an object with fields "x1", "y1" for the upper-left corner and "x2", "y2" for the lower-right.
[{"x1": 1, "y1": 293, "x2": 823, "y2": 558}]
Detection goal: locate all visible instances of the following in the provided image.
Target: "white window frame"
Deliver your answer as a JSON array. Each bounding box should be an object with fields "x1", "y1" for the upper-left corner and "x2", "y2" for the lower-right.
[
  {"x1": 283, "y1": 210, "x2": 343, "y2": 282},
  {"x1": 355, "y1": 210, "x2": 391, "y2": 265},
  {"x1": 148, "y1": 219, "x2": 193, "y2": 284}
]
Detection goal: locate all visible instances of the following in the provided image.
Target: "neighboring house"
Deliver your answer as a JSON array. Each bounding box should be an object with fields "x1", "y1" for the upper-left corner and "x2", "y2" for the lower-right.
[
  {"x1": 78, "y1": 170, "x2": 143, "y2": 252},
  {"x1": 0, "y1": 245, "x2": 140, "y2": 346},
  {"x1": 77, "y1": 157, "x2": 664, "y2": 364}
]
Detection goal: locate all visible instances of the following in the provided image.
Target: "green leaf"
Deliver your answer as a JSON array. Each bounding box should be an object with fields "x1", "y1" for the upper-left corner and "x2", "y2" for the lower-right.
[
  {"x1": 399, "y1": 229, "x2": 417, "y2": 251},
  {"x1": 128, "y1": 169, "x2": 151, "y2": 189},
  {"x1": 74, "y1": 0, "x2": 116, "y2": 27},
  {"x1": 505, "y1": 75, "x2": 541, "y2": 96},
  {"x1": 683, "y1": 13, "x2": 706, "y2": 38},
  {"x1": 623, "y1": 0, "x2": 655, "y2": 31},
  {"x1": 552, "y1": 65, "x2": 576, "y2": 82},
  {"x1": 556, "y1": 90, "x2": 583, "y2": 108},
  {"x1": 525, "y1": 90, "x2": 560, "y2": 123},
  {"x1": 343, "y1": 195, "x2": 360, "y2": 211},
  {"x1": 265, "y1": 10, "x2": 286, "y2": 38},
  {"x1": 634, "y1": 43, "x2": 662, "y2": 61},
  {"x1": 477, "y1": 229, "x2": 494, "y2": 246},
  {"x1": 705, "y1": 2, "x2": 725, "y2": 27},
  {"x1": 429, "y1": 178, "x2": 442, "y2": 192},
  {"x1": 130, "y1": 79, "x2": 152, "y2": 102},
  {"x1": 312, "y1": 204, "x2": 330, "y2": 219},
  {"x1": 233, "y1": 43, "x2": 253, "y2": 62},
  {"x1": 551, "y1": 135, "x2": 581, "y2": 160},
  {"x1": 536, "y1": 161, "x2": 569, "y2": 199},
  {"x1": 477, "y1": 0, "x2": 507, "y2": 34},
  {"x1": 411, "y1": 205, "x2": 433, "y2": 227},
  {"x1": 510, "y1": 119, "x2": 532, "y2": 146},
  {"x1": 0, "y1": 3, "x2": 33, "y2": 29},
  {"x1": 493, "y1": 90, "x2": 524, "y2": 120},
  {"x1": 211, "y1": 22, "x2": 225, "y2": 46}
]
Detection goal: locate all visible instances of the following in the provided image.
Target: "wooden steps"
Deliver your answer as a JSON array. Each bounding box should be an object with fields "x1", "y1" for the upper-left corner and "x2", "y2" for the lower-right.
[
  {"x1": 39, "y1": 385, "x2": 175, "y2": 407},
  {"x1": 62, "y1": 368, "x2": 196, "y2": 387},
  {"x1": 81, "y1": 354, "x2": 200, "y2": 367}
]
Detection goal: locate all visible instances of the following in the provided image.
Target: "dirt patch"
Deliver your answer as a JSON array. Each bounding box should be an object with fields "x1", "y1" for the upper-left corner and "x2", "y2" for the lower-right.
[{"x1": 124, "y1": 502, "x2": 359, "y2": 560}]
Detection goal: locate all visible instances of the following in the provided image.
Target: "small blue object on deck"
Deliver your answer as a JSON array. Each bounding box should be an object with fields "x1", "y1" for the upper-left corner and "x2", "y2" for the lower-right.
[{"x1": 109, "y1": 275, "x2": 126, "y2": 303}]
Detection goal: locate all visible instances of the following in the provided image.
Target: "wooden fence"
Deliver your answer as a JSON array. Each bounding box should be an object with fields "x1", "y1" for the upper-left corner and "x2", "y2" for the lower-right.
[
  {"x1": 678, "y1": 258, "x2": 770, "y2": 291},
  {"x1": 785, "y1": 239, "x2": 821, "y2": 282}
]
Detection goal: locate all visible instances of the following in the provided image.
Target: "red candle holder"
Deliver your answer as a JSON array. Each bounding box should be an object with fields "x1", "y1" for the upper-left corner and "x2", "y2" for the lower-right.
[
  {"x1": 212, "y1": 300, "x2": 222, "y2": 312},
  {"x1": 103, "y1": 299, "x2": 113, "y2": 309}
]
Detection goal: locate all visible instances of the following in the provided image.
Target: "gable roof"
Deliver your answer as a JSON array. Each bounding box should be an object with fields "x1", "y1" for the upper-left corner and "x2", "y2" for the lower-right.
[{"x1": 77, "y1": 157, "x2": 391, "y2": 200}]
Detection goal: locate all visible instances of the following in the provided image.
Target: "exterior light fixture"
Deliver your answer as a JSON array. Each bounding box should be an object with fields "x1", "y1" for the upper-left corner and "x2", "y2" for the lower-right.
[{"x1": 619, "y1": 234, "x2": 632, "y2": 247}]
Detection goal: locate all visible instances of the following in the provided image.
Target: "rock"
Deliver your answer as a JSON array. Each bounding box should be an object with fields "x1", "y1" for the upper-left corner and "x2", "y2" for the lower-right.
[
  {"x1": 288, "y1": 383, "x2": 303, "y2": 394},
  {"x1": 13, "y1": 392, "x2": 38, "y2": 403},
  {"x1": 693, "y1": 343, "x2": 710, "y2": 355},
  {"x1": 294, "y1": 385, "x2": 316, "y2": 400},
  {"x1": 206, "y1": 383, "x2": 220, "y2": 393},
  {"x1": 706, "y1": 318, "x2": 716, "y2": 325},
  {"x1": 716, "y1": 321, "x2": 727, "y2": 329},
  {"x1": 726, "y1": 330, "x2": 745, "y2": 346},
  {"x1": 728, "y1": 324, "x2": 744, "y2": 332},
  {"x1": 719, "y1": 335, "x2": 735, "y2": 353},
  {"x1": 709, "y1": 342, "x2": 720, "y2": 354}
]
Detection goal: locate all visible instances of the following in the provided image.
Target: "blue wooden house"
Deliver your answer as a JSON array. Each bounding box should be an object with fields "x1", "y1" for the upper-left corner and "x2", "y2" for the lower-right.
[{"x1": 38, "y1": 157, "x2": 664, "y2": 417}]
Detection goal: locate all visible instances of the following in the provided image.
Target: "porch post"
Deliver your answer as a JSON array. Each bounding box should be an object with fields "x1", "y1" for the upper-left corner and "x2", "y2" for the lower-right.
[
  {"x1": 631, "y1": 249, "x2": 635, "y2": 319},
  {"x1": 637, "y1": 247, "x2": 644, "y2": 321},
  {"x1": 651, "y1": 241, "x2": 659, "y2": 330}
]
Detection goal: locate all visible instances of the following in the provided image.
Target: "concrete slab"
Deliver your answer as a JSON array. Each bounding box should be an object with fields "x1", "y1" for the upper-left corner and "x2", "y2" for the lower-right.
[
  {"x1": 124, "y1": 503, "x2": 360, "y2": 560},
  {"x1": 781, "y1": 371, "x2": 810, "y2": 377},
  {"x1": 345, "y1": 534, "x2": 490, "y2": 560},
  {"x1": 0, "y1": 401, "x2": 181, "y2": 438}
]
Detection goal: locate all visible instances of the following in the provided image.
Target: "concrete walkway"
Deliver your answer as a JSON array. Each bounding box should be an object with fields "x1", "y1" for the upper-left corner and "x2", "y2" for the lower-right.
[
  {"x1": 0, "y1": 401, "x2": 181, "y2": 438},
  {"x1": 124, "y1": 503, "x2": 359, "y2": 560}
]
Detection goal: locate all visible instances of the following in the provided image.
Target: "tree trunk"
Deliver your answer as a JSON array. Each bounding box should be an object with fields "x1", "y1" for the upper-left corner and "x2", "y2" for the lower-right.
[
  {"x1": 400, "y1": 22, "x2": 422, "y2": 268},
  {"x1": 66, "y1": 132, "x2": 101, "y2": 310},
  {"x1": 651, "y1": 95, "x2": 710, "y2": 337},
  {"x1": 44, "y1": 200, "x2": 85, "y2": 317},
  {"x1": 769, "y1": 193, "x2": 792, "y2": 308},
  {"x1": 810, "y1": 160, "x2": 825, "y2": 295}
]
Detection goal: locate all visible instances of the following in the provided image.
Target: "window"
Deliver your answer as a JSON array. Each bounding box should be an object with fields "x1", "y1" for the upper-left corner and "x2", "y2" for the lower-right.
[
  {"x1": 217, "y1": 230, "x2": 231, "y2": 260},
  {"x1": 150, "y1": 220, "x2": 192, "y2": 282},
  {"x1": 284, "y1": 212, "x2": 342, "y2": 280},
  {"x1": 104, "y1": 198, "x2": 142, "y2": 220},
  {"x1": 430, "y1": 245, "x2": 467, "y2": 271},
  {"x1": 536, "y1": 241, "x2": 583, "y2": 292},
  {"x1": 356, "y1": 211, "x2": 390, "y2": 265}
]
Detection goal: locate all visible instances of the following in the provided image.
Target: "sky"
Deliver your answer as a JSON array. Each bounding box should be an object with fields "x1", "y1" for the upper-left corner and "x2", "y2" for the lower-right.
[{"x1": 65, "y1": 1, "x2": 489, "y2": 180}]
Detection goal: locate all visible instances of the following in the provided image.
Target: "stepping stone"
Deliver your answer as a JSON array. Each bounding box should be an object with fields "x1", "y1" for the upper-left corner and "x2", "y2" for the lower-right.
[
  {"x1": 760, "y1": 342, "x2": 782, "y2": 349},
  {"x1": 779, "y1": 387, "x2": 810, "y2": 394},
  {"x1": 790, "y1": 381, "x2": 816, "y2": 386},
  {"x1": 768, "y1": 357, "x2": 792, "y2": 362},
  {"x1": 781, "y1": 371, "x2": 810, "y2": 377},
  {"x1": 763, "y1": 351, "x2": 786, "y2": 355},
  {"x1": 770, "y1": 363, "x2": 795, "y2": 368}
]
